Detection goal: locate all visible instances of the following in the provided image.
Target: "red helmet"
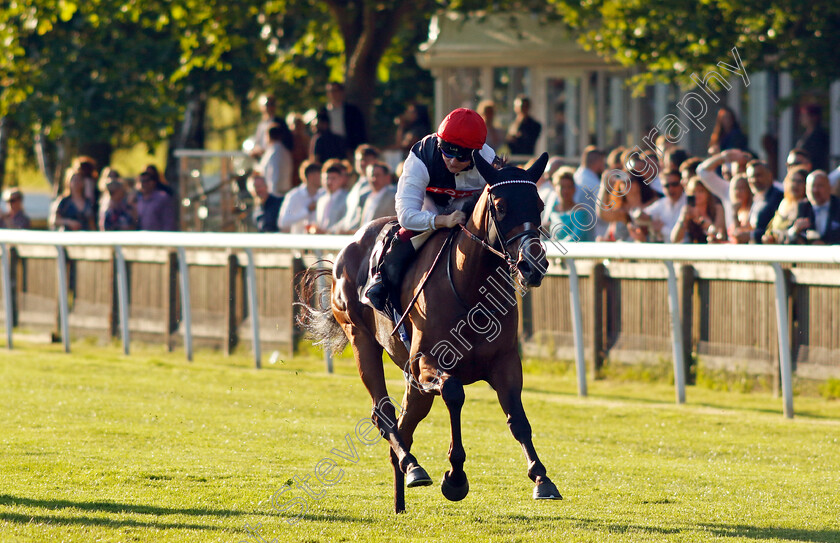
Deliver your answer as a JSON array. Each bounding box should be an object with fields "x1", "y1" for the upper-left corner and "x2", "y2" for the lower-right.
[{"x1": 436, "y1": 108, "x2": 487, "y2": 151}]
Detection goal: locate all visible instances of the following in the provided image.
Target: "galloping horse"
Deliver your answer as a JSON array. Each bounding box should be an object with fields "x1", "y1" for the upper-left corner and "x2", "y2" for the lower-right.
[{"x1": 298, "y1": 151, "x2": 561, "y2": 513}]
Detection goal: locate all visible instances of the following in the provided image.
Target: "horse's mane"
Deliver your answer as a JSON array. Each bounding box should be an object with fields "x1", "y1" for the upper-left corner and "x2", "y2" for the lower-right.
[{"x1": 440, "y1": 191, "x2": 483, "y2": 218}]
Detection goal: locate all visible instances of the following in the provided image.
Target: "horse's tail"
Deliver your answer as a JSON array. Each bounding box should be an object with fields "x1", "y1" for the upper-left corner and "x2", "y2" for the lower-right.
[{"x1": 295, "y1": 261, "x2": 349, "y2": 355}]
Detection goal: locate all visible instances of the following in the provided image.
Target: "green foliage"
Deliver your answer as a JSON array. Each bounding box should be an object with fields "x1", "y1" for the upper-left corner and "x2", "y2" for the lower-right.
[
  {"x1": 695, "y1": 362, "x2": 772, "y2": 394},
  {"x1": 820, "y1": 378, "x2": 840, "y2": 400},
  {"x1": 599, "y1": 357, "x2": 675, "y2": 384},
  {"x1": 552, "y1": 0, "x2": 840, "y2": 92}
]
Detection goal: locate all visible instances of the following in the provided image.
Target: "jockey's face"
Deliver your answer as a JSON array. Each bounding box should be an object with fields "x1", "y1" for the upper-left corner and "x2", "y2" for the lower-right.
[{"x1": 442, "y1": 154, "x2": 471, "y2": 173}]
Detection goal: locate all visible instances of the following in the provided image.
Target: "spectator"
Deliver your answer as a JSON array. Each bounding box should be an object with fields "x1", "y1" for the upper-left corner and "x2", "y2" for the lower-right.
[
  {"x1": 319, "y1": 82, "x2": 366, "y2": 154},
  {"x1": 708, "y1": 105, "x2": 747, "y2": 154},
  {"x1": 144, "y1": 164, "x2": 174, "y2": 196},
  {"x1": 574, "y1": 146, "x2": 605, "y2": 204},
  {"x1": 696, "y1": 149, "x2": 743, "y2": 230},
  {"x1": 358, "y1": 161, "x2": 397, "y2": 226},
  {"x1": 395, "y1": 103, "x2": 431, "y2": 155},
  {"x1": 678, "y1": 157, "x2": 703, "y2": 188},
  {"x1": 798, "y1": 170, "x2": 840, "y2": 244},
  {"x1": 640, "y1": 169, "x2": 686, "y2": 242},
  {"x1": 258, "y1": 123, "x2": 294, "y2": 199},
  {"x1": 51, "y1": 172, "x2": 96, "y2": 231},
  {"x1": 672, "y1": 176, "x2": 726, "y2": 243},
  {"x1": 309, "y1": 111, "x2": 346, "y2": 165},
  {"x1": 248, "y1": 174, "x2": 282, "y2": 233},
  {"x1": 309, "y1": 159, "x2": 348, "y2": 234},
  {"x1": 745, "y1": 160, "x2": 783, "y2": 244},
  {"x1": 538, "y1": 156, "x2": 564, "y2": 225},
  {"x1": 727, "y1": 174, "x2": 753, "y2": 243},
  {"x1": 136, "y1": 171, "x2": 177, "y2": 231},
  {"x1": 1, "y1": 188, "x2": 31, "y2": 229},
  {"x1": 545, "y1": 167, "x2": 593, "y2": 242},
  {"x1": 606, "y1": 146, "x2": 626, "y2": 172},
  {"x1": 785, "y1": 148, "x2": 813, "y2": 175},
  {"x1": 795, "y1": 104, "x2": 830, "y2": 171},
  {"x1": 573, "y1": 146, "x2": 607, "y2": 238},
  {"x1": 505, "y1": 95, "x2": 541, "y2": 156},
  {"x1": 287, "y1": 113, "x2": 311, "y2": 186},
  {"x1": 762, "y1": 166, "x2": 809, "y2": 244},
  {"x1": 663, "y1": 148, "x2": 689, "y2": 172},
  {"x1": 596, "y1": 172, "x2": 657, "y2": 242},
  {"x1": 829, "y1": 165, "x2": 840, "y2": 195},
  {"x1": 337, "y1": 145, "x2": 379, "y2": 234},
  {"x1": 279, "y1": 161, "x2": 324, "y2": 233},
  {"x1": 248, "y1": 94, "x2": 293, "y2": 160},
  {"x1": 100, "y1": 179, "x2": 138, "y2": 231},
  {"x1": 72, "y1": 156, "x2": 99, "y2": 209},
  {"x1": 477, "y1": 100, "x2": 504, "y2": 151}
]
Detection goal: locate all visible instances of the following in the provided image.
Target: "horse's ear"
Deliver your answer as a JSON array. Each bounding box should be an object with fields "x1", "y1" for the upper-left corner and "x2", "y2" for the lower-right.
[
  {"x1": 473, "y1": 149, "x2": 498, "y2": 186},
  {"x1": 525, "y1": 152, "x2": 549, "y2": 182}
]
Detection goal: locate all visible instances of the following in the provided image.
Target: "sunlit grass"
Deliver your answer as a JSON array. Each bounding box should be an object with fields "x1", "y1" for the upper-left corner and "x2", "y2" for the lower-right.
[{"x1": 1, "y1": 340, "x2": 839, "y2": 542}]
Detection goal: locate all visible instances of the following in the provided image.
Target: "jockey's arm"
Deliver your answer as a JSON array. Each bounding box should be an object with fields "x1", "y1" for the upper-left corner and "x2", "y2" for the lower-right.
[{"x1": 395, "y1": 151, "x2": 439, "y2": 232}]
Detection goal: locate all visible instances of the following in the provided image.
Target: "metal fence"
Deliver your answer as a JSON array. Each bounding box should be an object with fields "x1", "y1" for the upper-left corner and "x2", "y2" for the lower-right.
[{"x1": 1, "y1": 230, "x2": 839, "y2": 419}]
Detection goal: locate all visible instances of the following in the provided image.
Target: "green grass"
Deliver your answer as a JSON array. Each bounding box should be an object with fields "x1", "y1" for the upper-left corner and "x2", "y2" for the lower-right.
[{"x1": 2, "y1": 341, "x2": 840, "y2": 542}]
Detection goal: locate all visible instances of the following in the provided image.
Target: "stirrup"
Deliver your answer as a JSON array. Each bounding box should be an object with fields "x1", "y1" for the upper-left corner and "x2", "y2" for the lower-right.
[{"x1": 362, "y1": 273, "x2": 387, "y2": 310}]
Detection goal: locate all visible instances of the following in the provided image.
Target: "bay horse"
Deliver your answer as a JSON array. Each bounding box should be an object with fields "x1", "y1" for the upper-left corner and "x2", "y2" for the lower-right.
[{"x1": 298, "y1": 151, "x2": 561, "y2": 513}]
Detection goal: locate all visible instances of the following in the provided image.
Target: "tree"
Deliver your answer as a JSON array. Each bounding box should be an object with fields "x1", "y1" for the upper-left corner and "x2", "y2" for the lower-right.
[{"x1": 552, "y1": 0, "x2": 840, "y2": 91}]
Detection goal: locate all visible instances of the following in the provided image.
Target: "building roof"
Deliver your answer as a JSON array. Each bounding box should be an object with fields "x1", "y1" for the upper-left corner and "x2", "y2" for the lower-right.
[{"x1": 417, "y1": 12, "x2": 617, "y2": 69}]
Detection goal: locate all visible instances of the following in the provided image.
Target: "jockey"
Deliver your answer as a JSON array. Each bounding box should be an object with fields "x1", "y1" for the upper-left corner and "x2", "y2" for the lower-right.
[{"x1": 363, "y1": 107, "x2": 497, "y2": 311}]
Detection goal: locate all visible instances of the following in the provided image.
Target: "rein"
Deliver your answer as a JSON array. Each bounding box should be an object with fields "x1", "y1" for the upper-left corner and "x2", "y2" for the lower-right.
[{"x1": 390, "y1": 229, "x2": 458, "y2": 337}]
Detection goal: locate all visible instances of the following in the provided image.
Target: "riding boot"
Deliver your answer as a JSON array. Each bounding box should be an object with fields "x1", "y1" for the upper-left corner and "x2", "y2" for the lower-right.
[{"x1": 364, "y1": 236, "x2": 416, "y2": 311}]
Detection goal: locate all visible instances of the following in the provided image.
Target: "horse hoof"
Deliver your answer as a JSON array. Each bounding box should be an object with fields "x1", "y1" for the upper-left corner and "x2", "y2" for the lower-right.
[
  {"x1": 406, "y1": 466, "x2": 433, "y2": 488},
  {"x1": 441, "y1": 472, "x2": 469, "y2": 501},
  {"x1": 533, "y1": 480, "x2": 562, "y2": 500}
]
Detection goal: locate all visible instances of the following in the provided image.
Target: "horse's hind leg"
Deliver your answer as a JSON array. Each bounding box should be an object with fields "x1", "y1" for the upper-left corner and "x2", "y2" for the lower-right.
[
  {"x1": 437, "y1": 374, "x2": 469, "y2": 501},
  {"x1": 492, "y1": 367, "x2": 562, "y2": 500}
]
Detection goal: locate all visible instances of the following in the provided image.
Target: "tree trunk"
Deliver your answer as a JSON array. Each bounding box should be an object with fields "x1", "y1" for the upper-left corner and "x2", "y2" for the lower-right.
[
  {"x1": 164, "y1": 89, "x2": 208, "y2": 198},
  {"x1": 329, "y1": 1, "x2": 421, "y2": 137},
  {"x1": 33, "y1": 127, "x2": 57, "y2": 193}
]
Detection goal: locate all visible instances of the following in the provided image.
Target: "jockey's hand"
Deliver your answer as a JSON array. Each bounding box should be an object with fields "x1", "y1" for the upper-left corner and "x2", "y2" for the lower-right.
[{"x1": 435, "y1": 210, "x2": 466, "y2": 229}]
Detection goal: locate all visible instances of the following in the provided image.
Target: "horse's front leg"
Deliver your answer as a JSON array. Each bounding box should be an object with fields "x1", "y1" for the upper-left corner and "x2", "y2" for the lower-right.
[
  {"x1": 492, "y1": 363, "x2": 562, "y2": 500},
  {"x1": 437, "y1": 373, "x2": 469, "y2": 501}
]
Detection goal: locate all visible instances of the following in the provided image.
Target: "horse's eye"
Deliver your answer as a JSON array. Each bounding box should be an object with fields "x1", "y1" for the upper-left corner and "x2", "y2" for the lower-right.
[{"x1": 496, "y1": 204, "x2": 506, "y2": 218}]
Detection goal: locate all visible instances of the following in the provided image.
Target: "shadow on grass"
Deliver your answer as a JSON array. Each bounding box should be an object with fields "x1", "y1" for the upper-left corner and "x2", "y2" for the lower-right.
[
  {"x1": 701, "y1": 522, "x2": 840, "y2": 542},
  {"x1": 503, "y1": 514, "x2": 840, "y2": 542},
  {"x1": 0, "y1": 511, "x2": 226, "y2": 531},
  {"x1": 503, "y1": 513, "x2": 683, "y2": 535},
  {"x1": 0, "y1": 494, "x2": 248, "y2": 518}
]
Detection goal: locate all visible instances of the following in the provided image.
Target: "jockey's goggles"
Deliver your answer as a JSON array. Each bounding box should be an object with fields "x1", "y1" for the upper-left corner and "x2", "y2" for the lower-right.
[{"x1": 438, "y1": 137, "x2": 473, "y2": 162}]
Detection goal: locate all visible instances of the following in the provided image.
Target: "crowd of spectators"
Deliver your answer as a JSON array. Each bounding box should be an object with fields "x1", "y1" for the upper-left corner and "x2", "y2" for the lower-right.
[
  {"x1": 2, "y1": 86, "x2": 836, "y2": 247},
  {"x1": 40, "y1": 157, "x2": 179, "y2": 233},
  {"x1": 536, "y1": 105, "x2": 840, "y2": 246}
]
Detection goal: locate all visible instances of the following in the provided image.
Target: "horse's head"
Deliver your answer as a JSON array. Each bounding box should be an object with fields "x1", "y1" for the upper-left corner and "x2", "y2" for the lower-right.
[{"x1": 474, "y1": 151, "x2": 549, "y2": 288}]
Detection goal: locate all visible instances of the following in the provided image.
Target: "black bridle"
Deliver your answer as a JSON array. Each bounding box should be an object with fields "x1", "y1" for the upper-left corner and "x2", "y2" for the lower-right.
[{"x1": 459, "y1": 183, "x2": 543, "y2": 274}]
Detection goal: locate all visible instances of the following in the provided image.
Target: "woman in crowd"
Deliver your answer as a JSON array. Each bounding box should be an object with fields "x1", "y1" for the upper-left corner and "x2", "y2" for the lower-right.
[
  {"x1": 708, "y1": 105, "x2": 748, "y2": 153},
  {"x1": 596, "y1": 170, "x2": 658, "y2": 242},
  {"x1": 100, "y1": 179, "x2": 138, "y2": 231},
  {"x1": 727, "y1": 173, "x2": 753, "y2": 243},
  {"x1": 762, "y1": 166, "x2": 809, "y2": 244},
  {"x1": 51, "y1": 171, "x2": 96, "y2": 231},
  {"x1": 672, "y1": 176, "x2": 726, "y2": 243},
  {"x1": 546, "y1": 167, "x2": 593, "y2": 242}
]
